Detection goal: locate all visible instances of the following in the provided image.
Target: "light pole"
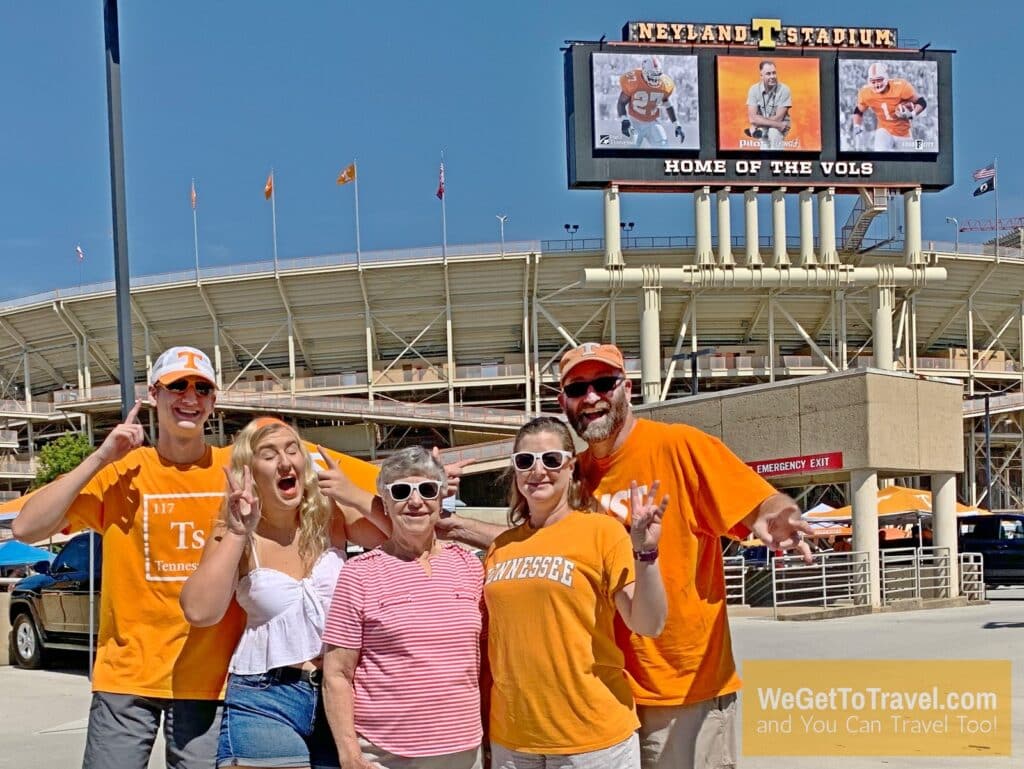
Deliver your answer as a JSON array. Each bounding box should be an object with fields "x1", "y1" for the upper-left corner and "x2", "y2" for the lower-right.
[
  {"x1": 564, "y1": 223, "x2": 579, "y2": 249},
  {"x1": 496, "y1": 214, "x2": 508, "y2": 256},
  {"x1": 620, "y1": 221, "x2": 635, "y2": 248},
  {"x1": 945, "y1": 216, "x2": 959, "y2": 254}
]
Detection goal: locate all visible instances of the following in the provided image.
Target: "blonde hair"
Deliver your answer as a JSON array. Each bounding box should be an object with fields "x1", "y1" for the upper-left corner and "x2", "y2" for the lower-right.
[
  {"x1": 224, "y1": 417, "x2": 330, "y2": 568},
  {"x1": 505, "y1": 416, "x2": 593, "y2": 526}
]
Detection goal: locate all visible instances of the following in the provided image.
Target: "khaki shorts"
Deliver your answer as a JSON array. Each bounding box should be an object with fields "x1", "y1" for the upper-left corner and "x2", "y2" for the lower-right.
[
  {"x1": 638, "y1": 694, "x2": 737, "y2": 769},
  {"x1": 357, "y1": 735, "x2": 482, "y2": 769}
]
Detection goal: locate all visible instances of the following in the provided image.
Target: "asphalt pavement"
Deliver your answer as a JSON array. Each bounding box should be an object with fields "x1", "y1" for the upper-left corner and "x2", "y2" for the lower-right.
[{"x1": 1, "y1": 588, "x2": 1021, "y2": 769}]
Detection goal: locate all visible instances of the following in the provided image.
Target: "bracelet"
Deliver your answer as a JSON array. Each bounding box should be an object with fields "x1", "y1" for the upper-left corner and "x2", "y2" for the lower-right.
[{"x1": 633, "y1": 548, "x2": 659, "y2": 562}]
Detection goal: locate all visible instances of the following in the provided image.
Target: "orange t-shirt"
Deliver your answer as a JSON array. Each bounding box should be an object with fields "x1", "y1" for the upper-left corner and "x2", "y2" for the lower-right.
[
  {"x1": 483, "y1": 511, "x2": 637, "y2": 754},
  {"x1": 857, "y1": 78, "x2": 917, "y2": 138},
  {"x1": 67, "y1": 442, "x2": 379, "y2": 699},
  {"x1": 578, "y1": 418, "x2": 775, "y2": 707}
]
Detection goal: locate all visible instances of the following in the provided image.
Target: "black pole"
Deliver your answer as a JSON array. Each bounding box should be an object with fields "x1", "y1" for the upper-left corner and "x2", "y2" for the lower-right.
[
  {"x1": 691, "y1": 355, "x2": 698, "y2": 396},
  {"x1": 983, "y1": 394, "x2": 993, "y2": 509},
  {"x1": 104, "y1": 0, "x2": 136, "y2": 417}
]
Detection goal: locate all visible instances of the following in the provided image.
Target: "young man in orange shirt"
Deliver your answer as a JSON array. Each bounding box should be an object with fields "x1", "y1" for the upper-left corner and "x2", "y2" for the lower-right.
[
  {"x1": 12, "y1": 346, "x2": 382, "y2": 769},
  {"x1": 440, "y1": 342, "x2": 812, "y2": 769}
]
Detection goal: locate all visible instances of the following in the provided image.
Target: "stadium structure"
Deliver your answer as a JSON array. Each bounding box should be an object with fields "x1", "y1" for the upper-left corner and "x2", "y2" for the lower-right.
[{"x1": 0, "y1": 197, "x2": 1021, "y2": 512}]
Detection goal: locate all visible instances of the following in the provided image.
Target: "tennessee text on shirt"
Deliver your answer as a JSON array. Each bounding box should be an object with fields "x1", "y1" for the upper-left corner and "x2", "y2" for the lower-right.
[
  {"x1": 596, "y1": 484, "x2": 650, "y2": 523},
  {"x1": 485, "y1": 555, "x2": 576, "y2": 587}
]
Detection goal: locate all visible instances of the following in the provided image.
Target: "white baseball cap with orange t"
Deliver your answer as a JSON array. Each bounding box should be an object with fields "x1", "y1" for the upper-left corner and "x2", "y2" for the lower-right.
[{"x1": 149, "y1": 346, "x2": 217, "y2": 388}]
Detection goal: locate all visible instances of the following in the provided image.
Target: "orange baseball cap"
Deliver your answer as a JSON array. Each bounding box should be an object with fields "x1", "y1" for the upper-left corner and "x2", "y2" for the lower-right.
[
  {"x1": 149, "y1": 346, "x2": 217, "y2": 387},
  {"x1": 559, "y1": 343, "x2": 625, "y2": 383}
]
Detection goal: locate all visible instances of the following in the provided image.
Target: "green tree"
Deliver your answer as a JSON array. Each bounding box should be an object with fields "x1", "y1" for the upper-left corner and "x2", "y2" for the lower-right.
[{"x1": 31, "y1": 433, "x2": 94, "y2": 489}]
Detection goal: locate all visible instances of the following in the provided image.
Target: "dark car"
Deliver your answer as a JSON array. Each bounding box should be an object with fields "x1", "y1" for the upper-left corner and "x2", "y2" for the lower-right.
[
  {"x1": 8, "y1": 531, "x2": 102, "y2": 668},
  {"x1": 959, "y1": 514, "x2": 1024, "y2": 588}
]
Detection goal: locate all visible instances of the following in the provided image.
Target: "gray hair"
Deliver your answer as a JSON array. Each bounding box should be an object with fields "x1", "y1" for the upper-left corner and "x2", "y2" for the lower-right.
[{"x1": 377, "y1": 446, "x2": 448, "y2": 495}]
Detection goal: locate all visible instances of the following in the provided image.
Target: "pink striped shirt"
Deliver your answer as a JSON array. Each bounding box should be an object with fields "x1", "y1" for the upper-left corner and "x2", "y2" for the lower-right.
[{"x1": 323, "y1": 544, "x2": 484, "y2": 757}]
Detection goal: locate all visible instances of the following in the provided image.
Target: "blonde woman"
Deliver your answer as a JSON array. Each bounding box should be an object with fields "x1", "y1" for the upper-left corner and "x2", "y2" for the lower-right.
[
  {"x1": 484, "y1": 416, "x2": 667, "y2": 769},
  {"x1": 181, "y1": 417, "x2": 386, "y2": 769}
]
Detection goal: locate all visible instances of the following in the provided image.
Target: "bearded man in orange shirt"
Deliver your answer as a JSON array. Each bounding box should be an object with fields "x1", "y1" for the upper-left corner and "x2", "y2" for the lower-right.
[{"x1": 439, "y1": 342, "x2": 812, "y2": 769}]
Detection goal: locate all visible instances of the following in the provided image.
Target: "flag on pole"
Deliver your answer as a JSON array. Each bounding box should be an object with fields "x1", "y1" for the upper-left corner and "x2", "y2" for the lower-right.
[
  {"x1": 973, "y1": 177, "x2": 996, "y2": 197},
  {"x1": 972, "y1": 163, "x2": 996, "y2": 181},
  {"x1": 76, "y1": 245, "x2": 85, "y2": 262},
  {"x1": 436, "y1": 160, "x2": 445, "y2": 200},
  {"x1": 190, "y1": 180, "x2": 197, "y2": 210},
  {"x1": 264, "y1": 172, "x2": 274, "y2": 200},
  {"x1": 337, "y1": 163, "x2": 356, "y2": 186}
]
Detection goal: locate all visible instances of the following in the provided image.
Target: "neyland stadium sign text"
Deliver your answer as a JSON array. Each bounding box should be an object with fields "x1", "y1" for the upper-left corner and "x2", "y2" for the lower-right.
[
  {"x1": 663, "y1": 159, "x2": 875, "y2": 178},
  {"x1": 625, "y1": 19, "x2": 898, "y2": 49}
]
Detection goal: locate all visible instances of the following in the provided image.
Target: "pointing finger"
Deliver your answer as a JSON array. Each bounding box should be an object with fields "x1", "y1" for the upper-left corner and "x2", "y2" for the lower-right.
[
  {"x1": 126, "y1": 399, "x2": 143, "y2": 425},
  {"x1": 316, "y1": 444, "x2": 339, "y2": 471}
]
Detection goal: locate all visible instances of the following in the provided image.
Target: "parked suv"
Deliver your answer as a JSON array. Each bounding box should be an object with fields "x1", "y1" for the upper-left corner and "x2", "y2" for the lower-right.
[
  {"x1": 959, "y1": 513, "x2": 1024, "y2": 588},
  {"x1": 8, "y1": 531, "x2": 102, "y2": 668}
]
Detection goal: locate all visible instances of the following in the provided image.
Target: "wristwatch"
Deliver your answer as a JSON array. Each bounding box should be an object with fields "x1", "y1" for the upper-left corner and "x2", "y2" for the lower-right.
[{"x1": 633, "y1": 548, "x2": 659, "y2": 562}]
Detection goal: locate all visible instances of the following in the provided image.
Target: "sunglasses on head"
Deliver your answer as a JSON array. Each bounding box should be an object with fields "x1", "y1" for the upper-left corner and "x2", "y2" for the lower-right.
[
  {"x1": 511, "y1": 450, "x2": 573, "y2": 472},
  {"x1": 163, "y1": 379, "x2": 215, "y2": 397},
  {"x1": 385, "y1": 480, "x2": 441, "y2": 501},
  {"x1": 562, "y1": 376, "x2": 623, "y2": 399}
]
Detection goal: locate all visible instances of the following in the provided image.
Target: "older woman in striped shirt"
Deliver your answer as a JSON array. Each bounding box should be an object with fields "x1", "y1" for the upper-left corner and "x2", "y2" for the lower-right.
[{"x1": 322, "y1": 447, "x2": 484, "y2": 769}]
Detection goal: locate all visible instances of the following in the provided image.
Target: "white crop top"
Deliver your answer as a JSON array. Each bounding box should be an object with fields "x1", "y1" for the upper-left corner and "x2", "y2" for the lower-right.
[{"x1": 228, "y1": 545, "x2": 345, "y2": 675}]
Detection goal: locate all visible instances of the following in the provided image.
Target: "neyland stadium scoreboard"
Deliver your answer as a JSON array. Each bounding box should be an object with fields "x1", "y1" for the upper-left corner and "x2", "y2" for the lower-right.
[{"x1": 565, "y1": 18, "x2": 954, "y2": 191}]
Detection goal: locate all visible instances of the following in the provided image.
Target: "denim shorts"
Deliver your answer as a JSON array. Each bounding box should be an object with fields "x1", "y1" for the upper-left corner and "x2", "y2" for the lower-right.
[{"x1": 216, "y1": 669, "x2": 339, "y2": 769}]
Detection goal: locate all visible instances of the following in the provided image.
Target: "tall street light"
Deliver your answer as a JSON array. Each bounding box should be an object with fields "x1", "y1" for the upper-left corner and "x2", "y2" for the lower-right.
[
  {"x1": 496, "y1": 214, "x2": 509, "y2": 256},
  {"x1": 945, "y1": 216, "x2": 959, "y2": 254},
  {"x1": 564, "y1": 223, "x2": 579, "y2": 249}
]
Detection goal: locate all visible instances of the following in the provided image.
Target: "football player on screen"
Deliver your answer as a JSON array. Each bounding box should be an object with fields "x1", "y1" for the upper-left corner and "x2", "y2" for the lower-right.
[
  {"x1": 851, "y1": 63, "x2": 927, "y2": 151},
  {"x1": 617, "y1": 56, "x2": 685, "y2": 147}
]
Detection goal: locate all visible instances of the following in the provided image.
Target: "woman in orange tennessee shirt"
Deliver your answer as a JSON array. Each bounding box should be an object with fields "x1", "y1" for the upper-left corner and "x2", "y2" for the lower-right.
[{"x1": 483, "y1": 416, "x2": 668, "y2": 769}]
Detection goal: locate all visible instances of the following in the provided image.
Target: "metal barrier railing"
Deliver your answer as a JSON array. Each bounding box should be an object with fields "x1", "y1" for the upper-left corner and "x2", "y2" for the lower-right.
[
  {"x1": 959, "y1": 552, "x2": 985, "y2": 601},
  {"x1": 771, "y1": 551, "x2": 870, "y2": 614},
  {"x1": 723, "y1": 556, "x2": 745, "y2": 605},
  {"x1": 880, "y1": 547, "x2": 951, "y2": 605}
]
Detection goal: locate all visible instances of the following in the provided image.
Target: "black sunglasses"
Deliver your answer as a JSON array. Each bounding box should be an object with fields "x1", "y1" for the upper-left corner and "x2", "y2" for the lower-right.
[
  {"x1": 385, "y1": 481, "x2": 441, "y2": 501},
  {"x1": 163, "y1": 379, "x2": 215, "y2": 397},
  {"x1": 562, "y1": 376, "x2": 623, "y2": 399},
  {"x1": 512, "y1": 450, "x2": 573, "y2": 472}
]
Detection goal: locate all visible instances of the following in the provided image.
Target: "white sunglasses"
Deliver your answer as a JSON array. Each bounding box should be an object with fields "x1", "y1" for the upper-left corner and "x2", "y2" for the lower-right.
[{"x1": 511, "y1": 450, "x2": 573, "y2": 472}]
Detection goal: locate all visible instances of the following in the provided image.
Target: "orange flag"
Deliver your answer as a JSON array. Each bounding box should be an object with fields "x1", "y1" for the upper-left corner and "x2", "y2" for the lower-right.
[
  {"x1": 264, "y1": 172, "x2": 274, "y2": 200},
  {"x1": 190, "y1": 180, "x2": 197, "y2": 210},
  {"x1": 337, "y1": 163, "x2": 356, "y2": 186}
]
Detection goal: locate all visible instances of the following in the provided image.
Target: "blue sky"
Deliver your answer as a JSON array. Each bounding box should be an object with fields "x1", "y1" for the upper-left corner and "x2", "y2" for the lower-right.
[{"x1": 0, "y1": 1, "x2": 1018, "y2": 298}]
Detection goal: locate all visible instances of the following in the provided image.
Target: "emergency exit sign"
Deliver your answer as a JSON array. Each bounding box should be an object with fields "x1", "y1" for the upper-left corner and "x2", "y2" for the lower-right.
[{"x1": 748, "y1": 452, "x2": 844, "y2": 478}]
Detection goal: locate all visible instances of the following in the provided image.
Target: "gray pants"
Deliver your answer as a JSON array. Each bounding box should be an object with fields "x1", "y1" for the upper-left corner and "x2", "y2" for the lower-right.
[
  {"x1": 638, "y1": 694, "x2": 737, "y2": 769},
  {"x1": 82, "y1": 692, "x2": 222, "y2": 769}
]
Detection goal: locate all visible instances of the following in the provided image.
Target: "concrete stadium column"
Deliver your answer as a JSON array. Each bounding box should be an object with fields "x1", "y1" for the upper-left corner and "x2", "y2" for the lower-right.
[
  {"x1": 798, "y1": 188, "x2": 817, "y2": 266},
  {"x1": 212, "y1": 319, "x2": 223, "y2": 389},
  {"x1": 904, "y1": 187, "x2": 923, "y2": 265},
  {"x1": 851, "y1": 469, "x2": 881, "y2": 607},
  {"x1": 817, "y1": 187, "x2": 838, "y2": 265},
  {"x1": 694, "y1": 187, "x2": 714, "y2": 265},
  {"x1": 744, "y1": 188, "x2": 763, "y2": 266},
  {"x1": 716, "y1": 188, "x2": 735, "y2": 266},
  {"x1": 871, "y1": 285, "x2": 896, "y2": 370},
  {"x1": 771, "y1": 188, "x2": 789, "y2": 266},
  {"x1": 640, "y1": 268, "x2": 662, "y2": 404},
  {"x1": 931, "y1": 472, "x2": 960, "y2": 597},
  {"x1": 603, "y1": 185, "x2": 624, "y2": 268}
]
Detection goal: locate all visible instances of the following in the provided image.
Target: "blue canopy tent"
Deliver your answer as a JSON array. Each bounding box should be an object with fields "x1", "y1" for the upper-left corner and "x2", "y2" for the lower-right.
[{"x1": 0, "y1": 539, "x2": 54, "y2": 567}]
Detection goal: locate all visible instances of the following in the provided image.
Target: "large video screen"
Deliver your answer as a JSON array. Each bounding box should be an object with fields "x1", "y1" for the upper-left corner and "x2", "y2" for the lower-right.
[
  {"x1": 716, "y1": 56, "x2": 821, "y2": 151},
  {"x1": 591, "y1": 52, "x2": 700, "y2": 150},
  {"x1": 838, "y1": 59, "x2": 938, "y2": 153}
]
